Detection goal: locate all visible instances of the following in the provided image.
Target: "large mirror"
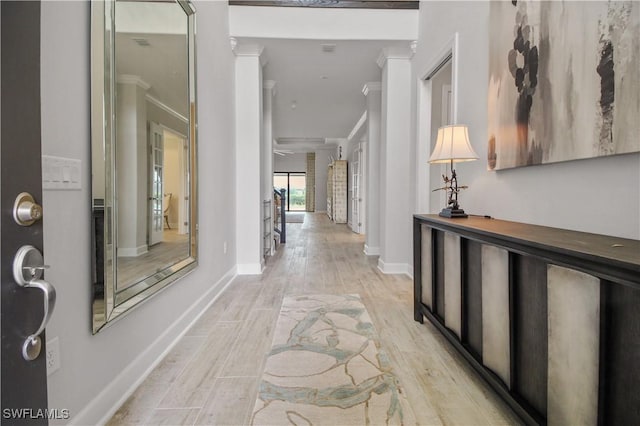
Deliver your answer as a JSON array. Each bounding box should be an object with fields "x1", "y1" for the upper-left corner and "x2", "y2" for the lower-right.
[{"x1": 91, "y1": 0, "x2": 197, "y2": 333}]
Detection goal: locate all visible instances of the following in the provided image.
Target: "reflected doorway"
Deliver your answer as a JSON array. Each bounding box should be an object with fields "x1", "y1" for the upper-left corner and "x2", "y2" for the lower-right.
[
  {"x1": 117, "y1": 124, "x2": 190, "y2": 292},
  {"x1": 274, "y1": 172, "x2": 306, "y2": 211}
]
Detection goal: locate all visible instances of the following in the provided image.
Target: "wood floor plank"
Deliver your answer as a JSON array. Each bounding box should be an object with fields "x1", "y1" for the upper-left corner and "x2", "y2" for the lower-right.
[
  {"x1": 145, "y1": 336, "x2": 205, "y2": 385},
  {"x1": 157, "y1": 321, "x2": 242, "y2": 409},
  {"x1": 219, "y1": 308, "x2": 278, "y2": 377},
  {"x1": 144, "y1": 408, "x2": 200, "y2": 426},
  {"x1": 195, "y1": 377, "x2": 259, "y2": 426},
  {"x1": 106, "y1": 382, "x2": 171, "y2": 426}
]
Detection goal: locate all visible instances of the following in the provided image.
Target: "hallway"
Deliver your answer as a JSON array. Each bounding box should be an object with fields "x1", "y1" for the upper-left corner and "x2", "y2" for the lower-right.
[{"x1": 108, "y1": 213, "x2": 520, "y2": 425}]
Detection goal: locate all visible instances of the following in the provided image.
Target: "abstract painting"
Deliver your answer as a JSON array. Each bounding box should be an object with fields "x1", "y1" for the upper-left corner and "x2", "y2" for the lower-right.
[{"x1": 488, "y1": 1, "x2": 640, "y2": 170}]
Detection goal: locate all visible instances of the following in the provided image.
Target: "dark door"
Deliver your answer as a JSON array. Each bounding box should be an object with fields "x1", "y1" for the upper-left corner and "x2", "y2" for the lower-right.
[{"x1": 1, "y1": 2, "x2": 49, "y2": 425}]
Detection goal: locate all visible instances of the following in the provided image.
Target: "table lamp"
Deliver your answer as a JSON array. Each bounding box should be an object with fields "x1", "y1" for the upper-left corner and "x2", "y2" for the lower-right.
[{"x1": 429, "y1": 124, "x2": 478, "y2": 218}]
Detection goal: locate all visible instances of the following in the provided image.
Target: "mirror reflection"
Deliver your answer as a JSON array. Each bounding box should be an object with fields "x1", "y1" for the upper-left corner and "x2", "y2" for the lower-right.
[
  {"x1": 113, "y1": 1, "x2": 190, "y2": 293},
  {"x1": 91, "y1": 0, "x2": 197, "y2": 333}
]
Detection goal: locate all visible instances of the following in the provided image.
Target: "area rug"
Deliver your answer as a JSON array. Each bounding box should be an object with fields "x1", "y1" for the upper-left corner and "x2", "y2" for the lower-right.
[
  {"x1": 251, "y1": 294, "x2": 414, "y2": 425},
  {"x1": 286, "y1": 212, "x2": 305, "y2": 223}
]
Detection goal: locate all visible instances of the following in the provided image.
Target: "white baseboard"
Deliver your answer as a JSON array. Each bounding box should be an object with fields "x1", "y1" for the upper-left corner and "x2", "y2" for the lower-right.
[
  {"x1": 237, "y1": 262, "x2": 264, "y2": 275},
  {"x1": 377, "y1": 258, "x2": 412, "y2": 277},
  {"x1": 364, "y1": 245, "x2": 380, "y2": 256},
  {"x1": 117, "y1": 245, "x2": 148, "y2": 257},
  {"x1": 74, "y1": 266, "x2": 237, "y2": 426},
  {"x1": 406, "y1": 264, "x2": 414, "y2": 279}
]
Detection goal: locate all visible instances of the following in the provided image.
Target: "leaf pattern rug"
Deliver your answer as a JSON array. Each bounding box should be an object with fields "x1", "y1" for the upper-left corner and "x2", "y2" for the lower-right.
[{"x1": 251, "y1": 294, "x2": 415, "y2": 425}]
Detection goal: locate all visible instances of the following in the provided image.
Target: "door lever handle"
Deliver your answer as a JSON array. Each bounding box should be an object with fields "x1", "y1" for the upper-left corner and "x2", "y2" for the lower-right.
[
  {"x1": 21, "y1": 279, "x2": 56, "y2": 361},
  {"x1": 13, "y1": 245, "x2": 57, "y2": 361}
]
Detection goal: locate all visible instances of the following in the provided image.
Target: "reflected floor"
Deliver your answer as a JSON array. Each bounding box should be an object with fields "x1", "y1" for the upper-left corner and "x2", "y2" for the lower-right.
[{"x1": 117, "y1": 229, "x2": 189, "y2": 291}]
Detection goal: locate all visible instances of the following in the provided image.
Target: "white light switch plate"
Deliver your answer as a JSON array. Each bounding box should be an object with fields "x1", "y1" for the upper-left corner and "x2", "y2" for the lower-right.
[{"x1": 43, "y1": 155, "x2": 81, "y2": 190}]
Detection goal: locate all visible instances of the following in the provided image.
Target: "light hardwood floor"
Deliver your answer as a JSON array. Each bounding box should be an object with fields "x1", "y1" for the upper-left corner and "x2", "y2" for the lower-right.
[{"x1": 107, "y1": 213, "x2": 521, "y2": 425}]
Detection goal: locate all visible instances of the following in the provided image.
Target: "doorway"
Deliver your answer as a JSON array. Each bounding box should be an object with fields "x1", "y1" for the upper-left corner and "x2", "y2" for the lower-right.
[
  {"x1": 274, "y1": 172, "x2": 306, "y2": 211},
  {"x1": 416, "y1": 34, "x2": 459, "y2": 214}
]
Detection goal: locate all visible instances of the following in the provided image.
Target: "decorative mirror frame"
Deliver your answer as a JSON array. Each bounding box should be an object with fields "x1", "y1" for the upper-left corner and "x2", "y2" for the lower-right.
[{"x1": 91, "y1": 0, "x2": 198, "y2": 333}]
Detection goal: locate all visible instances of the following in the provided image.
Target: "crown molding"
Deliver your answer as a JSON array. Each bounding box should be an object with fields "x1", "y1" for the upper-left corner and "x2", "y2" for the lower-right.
[
  {"x1": 231, "y1": 39, "x2": 267, "y2": 66},
  {"x1": 376, "y1": 46, "x2": 415, "y2": 68},
  {"x1": 348, "y1": 111, "x2": 367, "y2": 141},
  {"x1": 145, "y1": 94, "x2": 188, "y2": 123},
  {"x1": 362, "y1": 82, "x2": 382, "y2": 96},
  {"x1": 117, "y1": 74, "x2": 151, "y2": 91},
  {"x1": 263, "y1": 80, "x2": 277, "y2": 96}
]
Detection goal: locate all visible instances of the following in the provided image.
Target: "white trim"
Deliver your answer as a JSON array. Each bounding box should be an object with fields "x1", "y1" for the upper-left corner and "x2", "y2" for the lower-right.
[
  {"x1": 146, "y1": 94, "x2": 188, "y2": 124},
  {"x1": 376, "y1": 46, "x2": 415, "y2": 69},
  {"x1": 364, "y1": 245, "x2": 380, "y2": 256},
  {"x1": 362, "y1": 82, "x2": 382, "y2": 96},
  {"x1": 236, "y1": 263, "x2": 264, "y2": 275},
  {"x1": 75, "y1": 266, "x2": 238, "y2": 426},
  {"x1": 117, "y1": 245, "x2": 148, "y2": 258},
  {"x1": 347, "y1": 111, "x2": 367, "y2": 142},
  {"x1": 232, "y1": 43, "x2": 267, "y2": 67},
  {"x1": 419, "y1": 33, "x2": 459, "y2": 124},
  {"x1": 117, "y1": 74, "x2": 151, "y2": 91},
  {"x1": 377, "y1": 258, "x2": 412, "y2": 277},
  {"x1": 415, "y1": 33, "x2": 459, "y2": 215}
]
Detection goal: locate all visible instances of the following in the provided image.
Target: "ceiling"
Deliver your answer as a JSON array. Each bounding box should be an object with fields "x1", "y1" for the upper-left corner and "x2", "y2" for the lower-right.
[
  {"x1": 241, "y1": 38, "x2": 409, "y2": 149},
  {"x1": 114, "y1": 1, "x2": 189, "y2": 117},
  {"x1": 116, "y1": 32, "x2": 189, "y2": 117}
]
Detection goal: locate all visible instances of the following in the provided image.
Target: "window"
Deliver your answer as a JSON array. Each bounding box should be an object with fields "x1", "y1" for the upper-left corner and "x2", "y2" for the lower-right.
[{"x1": 274, "y1": 172, "x2": 306, "y2": 211}]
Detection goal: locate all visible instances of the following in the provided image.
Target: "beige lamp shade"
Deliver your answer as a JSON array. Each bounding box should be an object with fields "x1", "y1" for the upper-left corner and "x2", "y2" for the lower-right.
[{"x1": 428, "y1": 124, "x2": 479, "y2": 163}]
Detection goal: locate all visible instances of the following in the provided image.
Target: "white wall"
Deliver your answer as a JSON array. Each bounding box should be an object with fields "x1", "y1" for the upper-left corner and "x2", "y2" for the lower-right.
[
  {"x1": 274, "y1": 152, "x2": 306, "y2": 172},
  {"x1": 412, "y1": 1, "x2": 640, "y2": 241},
  {"x1": 41, "y1": 1, "x2": 237, "y2": 424}
]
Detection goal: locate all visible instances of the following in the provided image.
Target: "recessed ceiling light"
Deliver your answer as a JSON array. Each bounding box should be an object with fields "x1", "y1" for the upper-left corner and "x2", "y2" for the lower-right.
[
  {"x1": 320, "y1": 75, "x2": 328, "y2": 80},
  {"x1": 291, "y1": 101, "x2": 297, "y2": 109}
]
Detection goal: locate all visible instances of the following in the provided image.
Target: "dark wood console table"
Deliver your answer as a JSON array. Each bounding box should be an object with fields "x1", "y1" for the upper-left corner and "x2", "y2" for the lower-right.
[{"x1": 413, "y1": 214, "x2": 640, "y2": 426}]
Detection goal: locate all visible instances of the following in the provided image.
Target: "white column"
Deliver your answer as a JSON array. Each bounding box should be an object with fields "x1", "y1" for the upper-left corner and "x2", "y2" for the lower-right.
[
  {"x1": 116, "y1": 75, "x2": 150, "y2": 257},
  {"x1": 377, "y1": 47, "x2": 413, "y2": 275},
  {"x1": 263, "y1": 80, "x2": 276, "y2": 255},
  {"x1": 234, "y1": 41, "x2": 266, "y2": 274},
  {"x1": 362, "y1": 82, "x2": 381, "y2": 256}
]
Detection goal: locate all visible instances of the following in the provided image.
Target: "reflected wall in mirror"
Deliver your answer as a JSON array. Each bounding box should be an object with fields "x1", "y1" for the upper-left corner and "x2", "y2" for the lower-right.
[{"x1": 91, "y1": 0, "x2": 197, "y2": 333}]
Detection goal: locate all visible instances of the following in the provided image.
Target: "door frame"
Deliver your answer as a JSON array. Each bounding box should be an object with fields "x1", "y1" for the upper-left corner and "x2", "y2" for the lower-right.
[
  {"x1": 415, "y1": 33, "x2": 459, "y2": 214},
  {"x1": 159, "y1": 125, "x2": 189, "y2": 235},
  {"x1": 148, "y1": 121, "x2": 165, "y2": 246}
]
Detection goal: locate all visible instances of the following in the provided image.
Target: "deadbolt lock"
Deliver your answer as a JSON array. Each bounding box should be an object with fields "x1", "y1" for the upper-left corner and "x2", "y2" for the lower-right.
[{"x1": 13, "y1": 192, "x2": 43, "y2": 226}]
